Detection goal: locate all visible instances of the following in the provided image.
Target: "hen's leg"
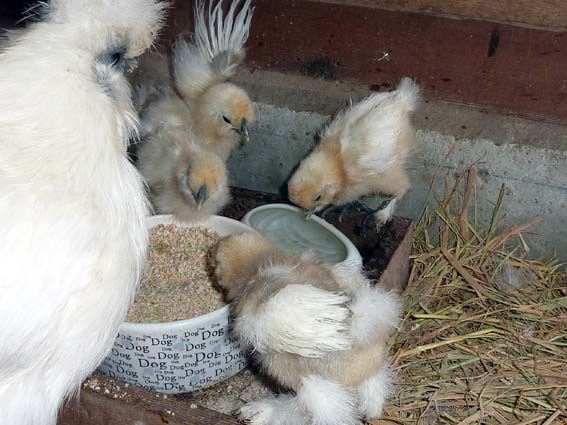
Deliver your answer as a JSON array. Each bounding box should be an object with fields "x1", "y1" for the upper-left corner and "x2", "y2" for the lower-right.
[
  {"x1": 360, "y1": 197, "x2": 395, "y2": 237},
  {"x1": 375, "y1": 197, "x2": 398, "y2": 226}
]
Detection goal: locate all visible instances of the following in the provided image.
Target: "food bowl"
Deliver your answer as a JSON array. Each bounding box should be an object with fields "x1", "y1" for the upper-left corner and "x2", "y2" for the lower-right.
[
  {"x1": 97, "y1": 214, "x2": 253, "y2": 394},
  {"x1": 241, "y1": 203, "x2": 362, "y2": 267}
]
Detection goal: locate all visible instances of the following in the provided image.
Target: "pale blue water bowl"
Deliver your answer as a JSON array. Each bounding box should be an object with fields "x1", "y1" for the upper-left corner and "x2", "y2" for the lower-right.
[{"x1": 241, "y1": 203, "x2": 362, "y2": 267}]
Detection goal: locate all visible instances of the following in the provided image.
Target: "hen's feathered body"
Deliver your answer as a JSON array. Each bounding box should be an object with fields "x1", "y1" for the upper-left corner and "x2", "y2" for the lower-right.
[
  {"x1": 212, "y1": 233, "x2": 401, "y2": 425},
  {"x1": 0, "y1": 1, "x2": 166, "y2": 424},
  {"x1": 288, "y1": 78, "x2": 420, "y2": 225}
]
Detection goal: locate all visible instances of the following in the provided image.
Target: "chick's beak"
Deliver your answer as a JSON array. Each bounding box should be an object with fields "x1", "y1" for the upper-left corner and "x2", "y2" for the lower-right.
[
  {"x1": 304, "y1": 207, "x2": 317, "y2": 220},
  {"x1": 194, "y1": 185, "x2": 207, "y2": 210},
  {"x1": 238, "y1": 117, "x2": 249, "y2": 146}
]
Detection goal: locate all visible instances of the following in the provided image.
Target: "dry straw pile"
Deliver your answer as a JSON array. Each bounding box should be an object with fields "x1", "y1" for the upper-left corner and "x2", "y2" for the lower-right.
[{"x1": 383, "y1": 165, "x2": 567, "y2": 425}]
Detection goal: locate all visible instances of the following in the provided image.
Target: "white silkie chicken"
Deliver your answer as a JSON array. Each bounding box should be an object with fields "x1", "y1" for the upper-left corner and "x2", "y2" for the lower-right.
[
  {"x1": 0, "y1": 1, "x2": 166, "y2": 424},
  {"x1": 288, "y1": 78, "x2": 420, "y2": 234},
  {"x1": 139, "y1": 0, "x2": 255, "y2": 162},
  {"x1": 211, "y1": 232, "x2": 401, "y2": 425}
]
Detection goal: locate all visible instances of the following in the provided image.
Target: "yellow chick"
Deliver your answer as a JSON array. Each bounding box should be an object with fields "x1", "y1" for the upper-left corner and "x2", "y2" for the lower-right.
[
  {"x1": 288, "y1": 78, "x2": 420, "y2": 233},
  {"x1": 140, "y1": 0, "x2": 255, "y2": 162},
  {"x1": 211, "y1": 232, "x2": 401, "y2": 425},
  {"x1": 137, "y1": 126, "x2": 230, "y2": 222}
]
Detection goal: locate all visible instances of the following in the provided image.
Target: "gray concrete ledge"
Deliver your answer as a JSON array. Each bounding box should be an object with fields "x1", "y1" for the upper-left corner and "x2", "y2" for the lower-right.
[{"x1": 233, "y1": 69, "x2": 567, "y2": 153}]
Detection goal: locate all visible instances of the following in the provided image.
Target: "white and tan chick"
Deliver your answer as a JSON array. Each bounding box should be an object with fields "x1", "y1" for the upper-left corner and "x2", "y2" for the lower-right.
[
  {"x1": 288, "y1": 78, "x2": 420, "y2": 233},
  {"x1": 211, "y1": 232, "x2": 401, "y2": 425}
]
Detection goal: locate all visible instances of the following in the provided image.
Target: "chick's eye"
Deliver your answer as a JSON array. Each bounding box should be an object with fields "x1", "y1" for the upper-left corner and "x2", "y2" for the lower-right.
[
  {"x1": 314, "y1": 193, "x2": 322, "y2": 202},
  {"x1": 222, "y1": 115, "x2": 232, "y2": 125}
]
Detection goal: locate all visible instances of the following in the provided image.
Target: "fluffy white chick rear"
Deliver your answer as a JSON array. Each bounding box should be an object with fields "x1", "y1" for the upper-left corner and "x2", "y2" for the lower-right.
[
  {"x1": 137, "y1": 125, "x2": 230, "y2": 222},
  {"x1": 288, "y1": 78, "x2": 420, "y2": 231},
  {"x1": 0, "y1": 1, "x2": 166, "y2": 424},
  {"x1": 211, "y1": 232, "x2": 401, "y2": 425}
]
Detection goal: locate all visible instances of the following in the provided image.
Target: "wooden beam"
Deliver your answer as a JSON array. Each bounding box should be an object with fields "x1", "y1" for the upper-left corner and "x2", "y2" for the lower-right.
[
  {"x1": 163, "y1": 0, "x2": 567, "y2": 123},
  {"x1": 58, "y1": 376, "x2": 239, "y2": 425},
  {"x1": 306, "y1": 0, "x2": 567, "y2": 31},
  {"x1": 242, "y1": 0, "x2": 567, "y2": 124}
]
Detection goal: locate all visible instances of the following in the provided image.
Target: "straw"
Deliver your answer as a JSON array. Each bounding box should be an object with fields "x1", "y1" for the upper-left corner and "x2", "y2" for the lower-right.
[{"x1": 382, "y1": 165, "x2": 567, "y2": 424}]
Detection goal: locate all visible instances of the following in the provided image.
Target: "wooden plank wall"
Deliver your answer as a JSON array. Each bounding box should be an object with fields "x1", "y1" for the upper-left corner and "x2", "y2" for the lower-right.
[
  {"x1": 307, "y1": 0, "x2": 567, "y2": 30},
  {"x1": 164, "y1": 0, "x2": 567, "y2": 123}
]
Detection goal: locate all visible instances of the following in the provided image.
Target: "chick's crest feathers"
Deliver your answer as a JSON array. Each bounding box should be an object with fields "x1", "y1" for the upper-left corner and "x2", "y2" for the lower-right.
[
  {"x1": 235, "y1": 282, "x2": 352, "y2": 358},
  {"x1": 173, "y1": 0, "x2": 254, "y2": 100}
]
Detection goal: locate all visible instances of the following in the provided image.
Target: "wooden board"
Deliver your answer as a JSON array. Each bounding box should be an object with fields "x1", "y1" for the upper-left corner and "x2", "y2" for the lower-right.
[
  {"x1": 164, "y1": 0, "x2": 567, "y2": 124},
  {"x1": 307, "y1": 0, "x2": 567, "y2": 30},
  {"x1": 242, "y1": 0, "x2": 567, "y2": 124},
  {"x1": 58, "y1": 375, "x2": 239, "y2": 425}
]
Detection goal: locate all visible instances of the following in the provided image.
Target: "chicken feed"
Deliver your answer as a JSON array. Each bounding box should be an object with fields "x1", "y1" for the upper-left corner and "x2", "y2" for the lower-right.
[{"x1": 127, "y1": 224, "x2": 224, "y2": 323}]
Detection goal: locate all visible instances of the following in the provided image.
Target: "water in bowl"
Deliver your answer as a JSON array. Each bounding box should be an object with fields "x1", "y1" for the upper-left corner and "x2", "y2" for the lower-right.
[{"x1": 247, "y1": 207, "x2": 348, "y2": 263}]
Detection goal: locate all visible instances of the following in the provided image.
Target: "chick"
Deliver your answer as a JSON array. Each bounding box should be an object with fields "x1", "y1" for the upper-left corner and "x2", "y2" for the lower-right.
[
  {"x1": 288, "y1": 78, "x2": 420, "y2": 233},
  {"x1": 211, "y1": 232, "x2": 401, "y2": 425},
  {"x1": 137, "y1": 126, "x2": 230, "y2": 222},
  {"x1": 173, "y1": 0, "x2": 255, "y2": 159},
  {"x1": 0, "y1": 1, "x2": 166, "y2": 424},
  {"x1": 140, "y1": 0, "x2": 255, "y2": 162}
]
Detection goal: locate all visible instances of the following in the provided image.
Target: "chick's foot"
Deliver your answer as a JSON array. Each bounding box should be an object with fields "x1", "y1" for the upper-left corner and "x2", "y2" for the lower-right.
[
  {"x1": 239, "y1": 395, "x2": 306, "y2": 425},
  {"x1": 321, "y1": 201, "x2": 375, "y2": 223},
  {"x1": 357, "y1": 365, "x2": 393, "y2": 419}
]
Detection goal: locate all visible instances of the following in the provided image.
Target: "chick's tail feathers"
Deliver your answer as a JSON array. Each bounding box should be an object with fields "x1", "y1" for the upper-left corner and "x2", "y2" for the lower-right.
[
  {"x1": 234, "y1": 282, "x2": 352, "y2": 358},
  {"x1": 349, "y1": 284, "x2": 401, "y2": 345},
  {"x1": 173, "y1": 0, "x2": 254, "y2": 101},
  {"x1": 395, "y1": 77, "x2": 421, "y2": 113}
]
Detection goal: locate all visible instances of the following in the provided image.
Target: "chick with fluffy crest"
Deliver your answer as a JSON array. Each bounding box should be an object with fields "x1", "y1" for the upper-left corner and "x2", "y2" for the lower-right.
[
  {"x1": 139, "y1": 0, "x2": 255, "y2": 162},
  {"x1": 173, "y1": 0, "x2": 255, "y2": 159},
  {"x1": 211, "y1": 232, "x2": 401, "y2": 425},
  {"x1": 0, "y1": 1, "x2": 167, "y2": 424},
  {"x1": 288, "y1": 78, "x2": 420, "y2": 231},
  {"x1": 137, "y1": 126, "x2": 230, "y2": 222}
]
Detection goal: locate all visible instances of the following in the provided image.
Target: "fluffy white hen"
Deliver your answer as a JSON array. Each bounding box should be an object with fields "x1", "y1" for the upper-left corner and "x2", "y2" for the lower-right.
[
  {"x1": 288, "y1": 78, "x2": 420, "y2": 234},
  {"x1": 212, "y1": 232, "x2": 401, "y2": 425},
  {"x1": 0, "y1": 1, "x2": 166, "y2": 424}
]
